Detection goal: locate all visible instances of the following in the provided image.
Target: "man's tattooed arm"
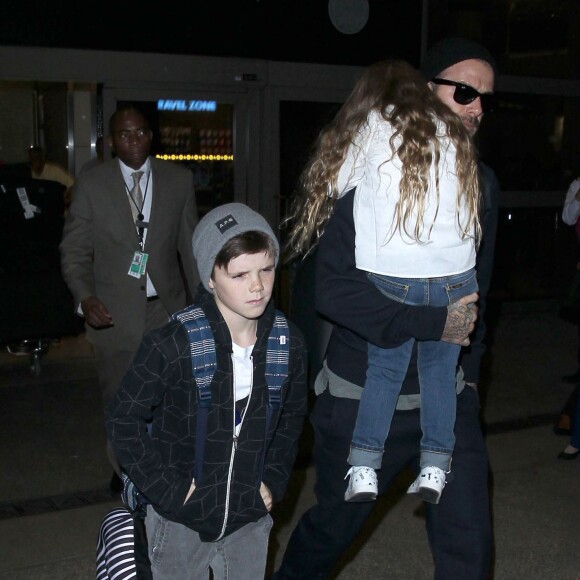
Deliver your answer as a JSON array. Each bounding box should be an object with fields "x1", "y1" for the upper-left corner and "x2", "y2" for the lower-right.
[{"x1": 441, "y1": 293, "x2": 478, "y2": 346}]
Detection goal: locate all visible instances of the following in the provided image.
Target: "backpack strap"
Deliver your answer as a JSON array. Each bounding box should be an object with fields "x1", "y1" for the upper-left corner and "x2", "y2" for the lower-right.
[
  {"x1": 172, "y1": 305, "x2": 216, "y2": 408},
  {"x1": 265, "y1": 311, "x2": 289, "y2": 410},
  {"x1": 172, "y1": 305, "x2": 216, "y2": 481},
  {"x1": 171, "y1": 306, "x2": 290, "y2": 483},
  {"x1": 260, "y1": 311, "x2": 290, "y2": 481}
]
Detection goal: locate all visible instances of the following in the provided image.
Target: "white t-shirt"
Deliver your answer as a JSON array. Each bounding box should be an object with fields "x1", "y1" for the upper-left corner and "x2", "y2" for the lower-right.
[
  {"x1": 336, "y1": 109, "x2": 476, "y2": 278},
  {"x1": 232, "y1": 342, "x2": 253, "y2": 436}
]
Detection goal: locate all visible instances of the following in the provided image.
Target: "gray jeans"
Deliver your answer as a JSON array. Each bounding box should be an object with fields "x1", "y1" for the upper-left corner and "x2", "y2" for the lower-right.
[{"x1": 145, "y1": 506, "x2": 273, "y2": 579}]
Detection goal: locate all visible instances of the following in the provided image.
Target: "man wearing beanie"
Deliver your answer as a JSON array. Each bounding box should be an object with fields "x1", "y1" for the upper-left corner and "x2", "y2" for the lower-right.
[
  {"x1": 422, "y1": 37, "x2": 497, "y2": 136},
  {"x1": 273, "y1": 37, "x2": 499, "y2": 580},
  {"x1": 107, "y1": 202, "x2": 308, "y2": 579}
]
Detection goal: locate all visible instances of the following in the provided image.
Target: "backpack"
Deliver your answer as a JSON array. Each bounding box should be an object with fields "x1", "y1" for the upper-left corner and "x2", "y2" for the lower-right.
[
  {"x1": 96, "y1": 305, "x2": 290, "y2": 579},
  {"x1": 173, "y1": 304, "x2": 290, "y2": 481}
]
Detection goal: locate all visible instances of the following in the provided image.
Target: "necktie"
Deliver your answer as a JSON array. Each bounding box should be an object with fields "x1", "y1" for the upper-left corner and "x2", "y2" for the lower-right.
[{"x1": 130, "y1": 171, "x2": 144, "y2": 220}]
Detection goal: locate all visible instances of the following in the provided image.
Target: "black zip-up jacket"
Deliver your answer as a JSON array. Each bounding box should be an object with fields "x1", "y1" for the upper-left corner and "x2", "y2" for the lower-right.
[
  {"x1": 313, "y1": 164, "x2": 499, "y2": 392},
  {"x1": 106, "y1": 288, "x2": 308, "y2": 541}
]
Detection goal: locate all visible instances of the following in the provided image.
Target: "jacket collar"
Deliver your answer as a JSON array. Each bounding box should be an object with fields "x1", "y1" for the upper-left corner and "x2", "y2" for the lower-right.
[{"x1": 194, "y1": 285, "x2": 276, "y2": 351}]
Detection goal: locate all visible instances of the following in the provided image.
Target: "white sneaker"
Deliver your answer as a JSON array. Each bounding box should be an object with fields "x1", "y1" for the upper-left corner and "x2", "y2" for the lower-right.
[
  {"x1": 344, "y1": 466, "x2": 378, "y2": 502},
  {"x1": 406, "y1": 466, "x2": 447, "y2": 504}
]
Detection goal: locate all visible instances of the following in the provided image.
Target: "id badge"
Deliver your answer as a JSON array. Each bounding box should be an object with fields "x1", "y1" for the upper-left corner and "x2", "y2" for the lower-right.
[{"x1": 128, "y1": 251, "x2": 148, "y2": 278}]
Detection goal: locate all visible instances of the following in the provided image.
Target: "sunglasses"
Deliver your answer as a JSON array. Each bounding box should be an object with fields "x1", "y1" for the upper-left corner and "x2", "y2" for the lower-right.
[{"x1": 431, "y1": 78, "x2": 495, "y2": 113}]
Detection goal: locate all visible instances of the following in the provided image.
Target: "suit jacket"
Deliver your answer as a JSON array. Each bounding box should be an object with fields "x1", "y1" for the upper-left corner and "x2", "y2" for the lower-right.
[{"x1": 60, "y1": 156, "x2": 199, "y2": 352}]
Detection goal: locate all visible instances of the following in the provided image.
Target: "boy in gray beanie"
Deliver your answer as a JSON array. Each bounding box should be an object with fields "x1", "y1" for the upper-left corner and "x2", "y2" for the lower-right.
[
  {"x1": 192, "y1": 202, "x2": 281, "y2": 293},
  {"x1": 107, "y1": 202, "x2": 307, "y2": 579}
]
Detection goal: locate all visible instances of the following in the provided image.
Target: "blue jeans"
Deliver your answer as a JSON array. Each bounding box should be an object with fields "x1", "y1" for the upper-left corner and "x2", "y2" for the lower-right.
[
  {"x1": 145, "y1": 507, "x2": 273, "y2": 579},
  {"x1": 349, "y1": 268, "x2": 478, "y2": 471}
]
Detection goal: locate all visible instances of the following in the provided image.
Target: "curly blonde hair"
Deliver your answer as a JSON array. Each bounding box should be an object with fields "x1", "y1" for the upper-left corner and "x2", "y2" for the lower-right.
[{"x1": 282, "y1": 59, "x2": 481, "y2": 261}]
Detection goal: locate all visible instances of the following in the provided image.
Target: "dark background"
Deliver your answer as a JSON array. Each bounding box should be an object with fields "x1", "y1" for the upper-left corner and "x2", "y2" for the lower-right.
[
  {"x1": 1, "y1": 1, "x2": 576, "y2": 78},
  {"x1": 2, "y1": 1, "x2": 576, "y2": 79},
  {"x1": 1, "y1": 1, "x2": 423, "y2": 65},
  {"x1": 0, "y1": 1, "x2": 426, "y2": 66}
]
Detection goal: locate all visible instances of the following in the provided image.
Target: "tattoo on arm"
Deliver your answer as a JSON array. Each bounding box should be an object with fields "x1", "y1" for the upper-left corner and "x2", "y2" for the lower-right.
[{"x1": 441, "y1": 301, "x2": 476, "y2": 345}]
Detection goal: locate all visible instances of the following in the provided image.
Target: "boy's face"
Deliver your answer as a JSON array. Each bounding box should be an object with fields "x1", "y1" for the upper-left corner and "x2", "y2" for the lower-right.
[{"x1": 209, "y1": 251, "x2": 275, "y2": 322}]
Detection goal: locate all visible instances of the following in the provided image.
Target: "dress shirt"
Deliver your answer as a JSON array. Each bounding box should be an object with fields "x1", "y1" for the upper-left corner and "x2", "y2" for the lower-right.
[{"x1": 119, "y1": 158, "x2": 158, "y2": 298}]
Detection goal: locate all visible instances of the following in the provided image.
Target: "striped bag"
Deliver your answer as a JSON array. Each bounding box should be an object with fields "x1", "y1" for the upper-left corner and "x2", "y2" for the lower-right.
[{"x1": 96, "y1": 507, "x2": 152, "y2": 579}]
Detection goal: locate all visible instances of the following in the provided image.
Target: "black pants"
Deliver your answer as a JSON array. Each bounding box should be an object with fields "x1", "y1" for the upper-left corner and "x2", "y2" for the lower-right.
[{"x1": 273, "y1": 386, "x2": 492, "y2": 579}]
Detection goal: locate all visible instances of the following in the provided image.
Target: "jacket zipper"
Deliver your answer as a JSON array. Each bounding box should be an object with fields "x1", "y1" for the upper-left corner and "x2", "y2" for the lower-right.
[{"x1": 217, "y1": 353, "x2": 254, "y2": 540}]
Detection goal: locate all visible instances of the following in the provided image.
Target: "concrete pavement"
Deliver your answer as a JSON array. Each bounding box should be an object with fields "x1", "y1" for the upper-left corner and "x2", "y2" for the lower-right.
[{"x1": 0, "y1": 299, "x2": 578, "y2": 579}]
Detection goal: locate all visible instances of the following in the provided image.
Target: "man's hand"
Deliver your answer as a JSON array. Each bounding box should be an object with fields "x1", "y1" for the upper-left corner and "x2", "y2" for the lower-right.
[
  {"x1": 81, "y1": 296, "x2": 114, "y2": 329},
  {"x1": 441, "y1": 292, "x2": 478, "y2": 346}
]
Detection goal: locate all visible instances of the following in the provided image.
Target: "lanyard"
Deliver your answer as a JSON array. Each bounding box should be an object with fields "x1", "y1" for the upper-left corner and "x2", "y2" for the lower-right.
[{"x1": 125, "y1": 171, "x2": 151, "y2": 249}]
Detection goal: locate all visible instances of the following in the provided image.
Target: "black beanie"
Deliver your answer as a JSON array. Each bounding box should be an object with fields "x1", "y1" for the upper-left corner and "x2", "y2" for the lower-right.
[{"x1": 420, "y1": 37, "x2": 498, "y2": 80}]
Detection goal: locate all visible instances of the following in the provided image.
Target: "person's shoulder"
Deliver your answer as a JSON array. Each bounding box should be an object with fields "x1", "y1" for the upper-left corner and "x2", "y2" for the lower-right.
[
  {"x1": 146, "y1": 315, "x2": 188, "y2": 347},
  {"x1": 479, "y1": 162, "x2": 500, "y2": 193},
  {"x1": 367, "y1": 108, "x2": 383, "y2": 123},
  {"x1": 79, "y1": 158, "x2": 102, "y2": 175},
  {"x1": 45, "y1": 160, "x2": 68, "y2": 172},
  {"x1": 45, "y1": 161, "x2": 74, "y2": 183},
  {"x1": 366, "y1": 109, "x2": 393, "y2": 133},
  {"x1": 478, "y1": 161, "x2": 497, "y2": 179},
  {"x1": 76, "y1": 159, "x2": 117, "y2": 184},
  {"x1": 78, "y1": 160, "x2": 104, "y2": 178}
]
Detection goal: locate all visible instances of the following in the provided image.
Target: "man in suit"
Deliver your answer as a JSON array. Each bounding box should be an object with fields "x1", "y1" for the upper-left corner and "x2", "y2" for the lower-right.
[{"x1": 60, "y1": 105, "x2": 199, "y2": 488}]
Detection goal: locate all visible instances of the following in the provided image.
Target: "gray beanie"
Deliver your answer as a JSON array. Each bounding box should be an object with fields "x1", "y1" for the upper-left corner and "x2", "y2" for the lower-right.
[
  {"x1": 420, "y1": 37, "x2": 498, "y2": 80},
  {"x1": 192, "y1": 202, "x2": 280, "y2": 292}
]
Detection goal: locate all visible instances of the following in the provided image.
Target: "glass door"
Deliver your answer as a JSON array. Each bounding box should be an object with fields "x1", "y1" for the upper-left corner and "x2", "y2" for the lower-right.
[{"x1": 102, "y1": 88, "x2": 251, "y2": 218}]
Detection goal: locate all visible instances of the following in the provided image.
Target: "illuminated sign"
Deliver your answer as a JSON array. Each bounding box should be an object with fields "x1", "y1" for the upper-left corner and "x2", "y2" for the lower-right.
[
  {"x1": 157, "y1": 99, "x2": 217, "y2": 112},
  {"x1": 156, "y1": 154, "x2": 234, "y2": 162}
]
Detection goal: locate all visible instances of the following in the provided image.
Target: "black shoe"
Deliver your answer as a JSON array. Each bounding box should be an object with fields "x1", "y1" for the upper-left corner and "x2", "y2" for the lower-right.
[
  {"x1": 110, "y1": 472, "x2": 124, "y2": 493},
  {"x1": 562, "y1": 370, "x2": 580, "y2": 383},
  {"x1": 557, "y1": 449, "x2": 580, "y2": 460}
]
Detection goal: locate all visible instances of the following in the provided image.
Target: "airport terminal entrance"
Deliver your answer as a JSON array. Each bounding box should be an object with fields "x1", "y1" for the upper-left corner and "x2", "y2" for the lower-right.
[{"x1": 103, "y1": 87, "x2": 253, "y2": 219}]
